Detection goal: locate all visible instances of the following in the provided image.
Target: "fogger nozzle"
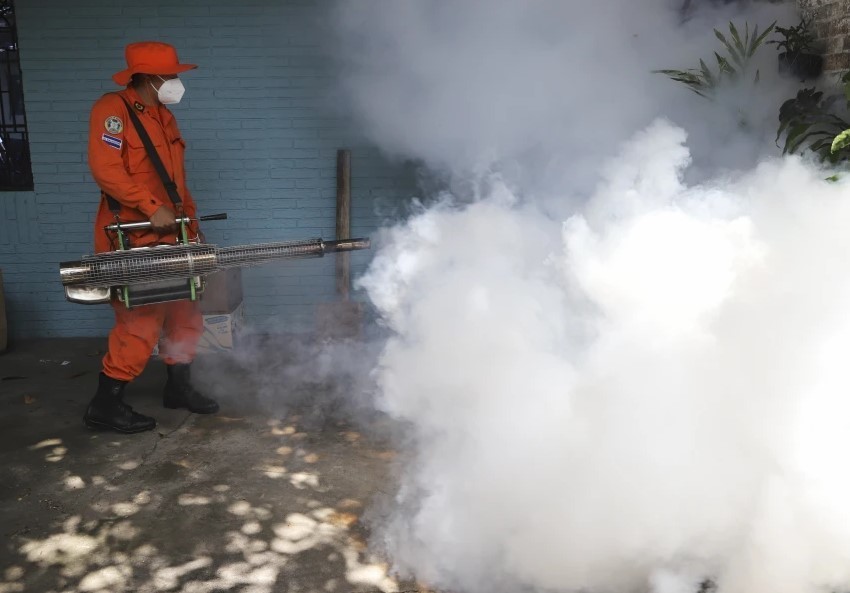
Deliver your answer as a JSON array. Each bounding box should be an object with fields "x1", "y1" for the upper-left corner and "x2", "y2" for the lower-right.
[{"x1": 323, "y1": 238, "x2": 371, "y2": 252}]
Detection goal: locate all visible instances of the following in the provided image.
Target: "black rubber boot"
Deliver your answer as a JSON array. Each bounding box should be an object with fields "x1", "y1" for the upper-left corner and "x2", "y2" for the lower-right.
[
  {"x1": 163, "y1": 363, "x2": 219, "y2": 414},
  {"x1": 84, "y1": 373, "x2": 157, "y2": 434}
]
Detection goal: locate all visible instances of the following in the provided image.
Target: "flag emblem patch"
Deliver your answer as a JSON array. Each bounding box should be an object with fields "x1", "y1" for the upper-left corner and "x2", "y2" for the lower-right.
[{"x1": 102, "y1": 133, "x2": 122, "y2": 150}]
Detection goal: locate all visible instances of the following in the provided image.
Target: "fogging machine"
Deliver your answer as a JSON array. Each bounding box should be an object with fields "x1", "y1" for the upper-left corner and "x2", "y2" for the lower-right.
[{"x1": 59, "y1": 212, "x2": 370, "y2": 308}]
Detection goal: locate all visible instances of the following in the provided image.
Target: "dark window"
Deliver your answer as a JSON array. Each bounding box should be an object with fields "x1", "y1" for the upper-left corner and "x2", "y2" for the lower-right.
[{"x1": 0, "y1": 0, "x2": 31, "y2": 191}]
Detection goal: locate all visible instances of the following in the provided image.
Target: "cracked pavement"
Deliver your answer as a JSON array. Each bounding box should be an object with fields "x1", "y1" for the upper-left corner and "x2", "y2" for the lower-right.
[{"x1": 0, "y1": 338, "x2": 410, "y2": 593}]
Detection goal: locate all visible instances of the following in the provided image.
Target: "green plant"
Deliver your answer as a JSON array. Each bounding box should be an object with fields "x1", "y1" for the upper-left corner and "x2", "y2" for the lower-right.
[
  {"x1": 768, "y1": 18, "x2": 816, "y2": 55},
  {"x1": 832, "y1": 72, "x2": 850, "y2": 159},
  {"x1": 777, "y1": 72, "x2": 850, "y2": 163},
  {"x1": 655, "y1": 21, "x2": 776, "y2": 99},
  {"x1": 831, "y1": 128, "x2": 850, "y2": 154}
]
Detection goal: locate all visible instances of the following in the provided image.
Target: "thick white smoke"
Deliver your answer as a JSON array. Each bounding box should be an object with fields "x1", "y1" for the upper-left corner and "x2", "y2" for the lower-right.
[
  {"x1": 359, "y1": 121, "x2": 850, "y2": 593},
  {"x1": 330, "y1": 1, "x2": 850, "y2": 593}
]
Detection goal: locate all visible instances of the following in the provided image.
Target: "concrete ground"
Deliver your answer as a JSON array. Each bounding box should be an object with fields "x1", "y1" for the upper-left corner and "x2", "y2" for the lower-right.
[{"x1": 0, "y1": 338, "x2": 407, "y2": 593}]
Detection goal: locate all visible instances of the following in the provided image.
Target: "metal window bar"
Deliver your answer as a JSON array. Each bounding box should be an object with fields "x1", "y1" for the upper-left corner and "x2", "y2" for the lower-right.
[{"x1": 0, "y1": 0, "x2": 32, "y2": 191}]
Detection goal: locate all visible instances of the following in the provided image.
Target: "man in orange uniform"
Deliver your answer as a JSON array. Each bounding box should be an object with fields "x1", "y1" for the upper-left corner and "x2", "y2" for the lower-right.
[{"x1": 83, "y1": 42, "x2": 219, "y2": 434}]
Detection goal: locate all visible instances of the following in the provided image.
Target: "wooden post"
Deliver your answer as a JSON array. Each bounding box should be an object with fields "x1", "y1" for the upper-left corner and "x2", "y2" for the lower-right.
[
  {"x1": 317, "y1": 149, "x2": 362, "y2": 340},
  {"x1": 335, "y1": 149, "x2": 352, "y2": 301}
]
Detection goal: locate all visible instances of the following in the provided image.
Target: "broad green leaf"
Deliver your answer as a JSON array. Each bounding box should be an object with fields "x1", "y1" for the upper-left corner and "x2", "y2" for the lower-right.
[
  {"x1": 776, "y1": 120, "x2": 790, "y2": 145},
  {"x1": 784, "y1": 123, "x2": 814, "y2": 154},
  {"x1": 789, "y1": 129, "x2": 831, "y2": 155},
  {"x1": 831, "y1": 129, "x2": 850, "y2": 153},
  {"x1": 826, "y1": 114, "x2": 850, "y2": 128},
  {"x1": 811, "y1": 138, "x2": 834, "y2": 153}
]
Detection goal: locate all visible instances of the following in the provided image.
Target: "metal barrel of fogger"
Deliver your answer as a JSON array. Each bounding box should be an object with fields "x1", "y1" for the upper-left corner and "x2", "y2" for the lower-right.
[
  {"x1": 215, "y1": 238, "x2": 372, "y2": 268},
  {"x1": 59, "y1": 243, "x2": 219, "y2": 287},
  {"x1": 60, "y1": 238, "x2": 371, "y2": 288},
  {"x1": 60, "y1": 212, "x2": 228, "y2": 287}
]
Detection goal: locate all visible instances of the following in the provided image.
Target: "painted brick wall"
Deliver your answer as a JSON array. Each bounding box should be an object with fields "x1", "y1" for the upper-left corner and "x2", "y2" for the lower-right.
[
  {"x1": 0, "y1": 0, "x2": 414, "y2": 340},
  {"x1": 799, "y1": 0, "x2": 850, "y2": 71}
]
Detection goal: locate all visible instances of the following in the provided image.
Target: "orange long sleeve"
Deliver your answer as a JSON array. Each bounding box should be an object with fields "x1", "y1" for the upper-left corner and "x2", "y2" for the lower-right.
[
  {"x1": 88, "y1": 92, "x2": 165, "y2": 219},
  {"x1": 89, "y1": 87, "x2": 198, "y2": 253}
]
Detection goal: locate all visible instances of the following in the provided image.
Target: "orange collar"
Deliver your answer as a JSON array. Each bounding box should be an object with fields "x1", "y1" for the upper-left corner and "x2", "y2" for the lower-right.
[{"x1": 121, "y1": 86, "x2": 172, "y2": 125}]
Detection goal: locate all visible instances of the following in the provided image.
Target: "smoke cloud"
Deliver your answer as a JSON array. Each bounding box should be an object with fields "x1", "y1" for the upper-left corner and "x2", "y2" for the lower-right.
[
  {"x1": 333, "y1": 0, "x2": 798, "y2": 196},
  {"x1": 359, "y1": 121, "x2": 850, "y2": 593},
  {"x1": 327, "y1": 1, "x2": 850, "y2": 593}
]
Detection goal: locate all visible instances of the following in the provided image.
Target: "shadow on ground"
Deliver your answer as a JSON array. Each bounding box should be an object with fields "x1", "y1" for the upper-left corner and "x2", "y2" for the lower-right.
[{"x1": 0, "y1": 338, "x2": 410, "y2": 593}]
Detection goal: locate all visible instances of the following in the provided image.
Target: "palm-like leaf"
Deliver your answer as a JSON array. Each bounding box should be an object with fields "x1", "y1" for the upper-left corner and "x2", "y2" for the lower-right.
[
  {"x1": 659, "y1": 21, "x2": 775, "y2": 100},
  {"x1": 751, "y1": 23, "x2": 775, "y2": 56}
]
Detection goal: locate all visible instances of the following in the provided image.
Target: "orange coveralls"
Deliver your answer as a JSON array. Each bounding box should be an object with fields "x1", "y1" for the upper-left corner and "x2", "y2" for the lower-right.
[{"x1": 88, "y1": 86, "x2": 203, "y2": 381}]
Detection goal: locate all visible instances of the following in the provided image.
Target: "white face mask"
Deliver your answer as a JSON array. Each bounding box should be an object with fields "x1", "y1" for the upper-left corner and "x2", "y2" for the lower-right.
[{"x1": 151, "y1": 76, "x2": 185, "y2": 105}]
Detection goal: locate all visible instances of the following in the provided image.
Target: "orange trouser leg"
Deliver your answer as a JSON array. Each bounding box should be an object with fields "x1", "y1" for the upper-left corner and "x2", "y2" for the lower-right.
[
  {"x1": 159, "y1": 300, "x2": 203, "y2": 365},
  {"x1": 102, "y1": 302, "x2": 167, "y2": 381}
]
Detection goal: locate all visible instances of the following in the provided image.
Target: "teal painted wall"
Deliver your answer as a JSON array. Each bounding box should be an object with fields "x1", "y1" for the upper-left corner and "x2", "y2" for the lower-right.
[{"x1": 0, "y1": 0, "x2": 412, "y2": 339}]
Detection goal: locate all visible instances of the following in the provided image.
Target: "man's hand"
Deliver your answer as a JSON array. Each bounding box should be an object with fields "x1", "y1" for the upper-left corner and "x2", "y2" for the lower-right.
[{"x1": 149, "y1": 205, "x2": 177, "y2": 233}]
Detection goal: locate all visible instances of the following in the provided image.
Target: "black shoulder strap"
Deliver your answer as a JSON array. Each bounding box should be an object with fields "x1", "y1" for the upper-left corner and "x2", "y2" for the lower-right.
[{"x1": 105, "y1": 94, "x2": 183, "y2": 213}]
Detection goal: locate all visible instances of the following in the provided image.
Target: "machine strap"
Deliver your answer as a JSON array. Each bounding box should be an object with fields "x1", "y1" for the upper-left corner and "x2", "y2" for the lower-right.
[{"x1": 104, "y1": 94, "x2": 183, "y2": 213}]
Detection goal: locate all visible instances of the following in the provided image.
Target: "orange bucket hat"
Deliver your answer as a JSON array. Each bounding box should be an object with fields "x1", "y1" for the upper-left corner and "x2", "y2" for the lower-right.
[{"x1": 112, "y1": 41, "x2": 197, "y2": 86}]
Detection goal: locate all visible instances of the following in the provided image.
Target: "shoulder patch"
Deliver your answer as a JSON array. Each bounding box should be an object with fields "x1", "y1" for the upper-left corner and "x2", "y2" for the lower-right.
[
  {"x1": 104, "y1": 115, "x2": 123, "y2": 134},
  {"x1": 102, "y1": 133, "x2": 122, "y2": 150},
  {"x1": 133, "y1": 101, "x2": 145, "y2": 113}
]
